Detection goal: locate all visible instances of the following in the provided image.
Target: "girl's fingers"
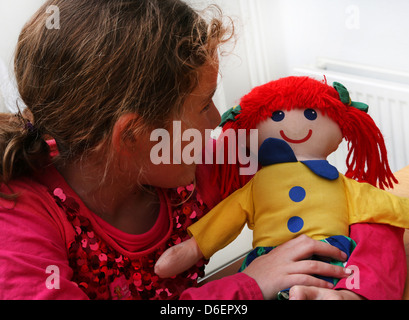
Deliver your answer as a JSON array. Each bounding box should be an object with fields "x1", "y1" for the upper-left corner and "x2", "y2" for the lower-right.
[
  {"x1": 289, "y1": 235, "x2": 348, "y2": 262},
  {"x1": 289, "y1": 286, "x2": 363, "y2": 300},
  {"x1": 285, "y1": 274, "x2": 335, "y2": 291},
  {"x1": 289, "y1": 285, "x2": 331, "y2": 300},
  {"x1": 242, "y1": 235, "x2": 351, "y2": 300},
  {"x1": 289, "y1": 259, "x2": 352, "y2": 279}
]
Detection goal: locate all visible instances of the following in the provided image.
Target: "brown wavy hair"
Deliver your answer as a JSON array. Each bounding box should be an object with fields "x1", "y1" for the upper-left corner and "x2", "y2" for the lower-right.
[{"x1": 0, "y1": 0, "x2": 233, "y2": 199}]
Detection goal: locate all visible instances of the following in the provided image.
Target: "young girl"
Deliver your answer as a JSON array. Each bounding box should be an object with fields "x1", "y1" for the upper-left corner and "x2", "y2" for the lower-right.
[{"x1": 0, "y1": 0, "x2": 405, "y2": 300}]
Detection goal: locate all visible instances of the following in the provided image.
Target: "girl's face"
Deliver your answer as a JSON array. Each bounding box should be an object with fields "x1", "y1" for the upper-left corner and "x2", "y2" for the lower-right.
[
  {"x1": 256, "y1": 108, "x2": 343, "y2": 161},
  {"x1": 133, "y1": 62, "x2": 221, "y2": 188}
]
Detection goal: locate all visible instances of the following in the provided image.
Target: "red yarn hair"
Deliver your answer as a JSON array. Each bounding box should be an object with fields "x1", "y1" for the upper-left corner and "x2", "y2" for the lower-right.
[{"x1": 215, "y1": 76, "x2": 397, "y2": 199}]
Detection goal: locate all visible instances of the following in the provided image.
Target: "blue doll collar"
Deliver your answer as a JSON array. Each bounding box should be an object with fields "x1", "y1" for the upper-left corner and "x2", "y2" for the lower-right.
[{"x1": 258, "y1": 138, "x2": 339, "y2": 180}]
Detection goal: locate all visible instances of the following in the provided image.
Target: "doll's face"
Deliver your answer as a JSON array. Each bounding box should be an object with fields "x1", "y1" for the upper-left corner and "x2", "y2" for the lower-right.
[{"x1": 256, "y1": 108, "x2": 343, "y2": 161}]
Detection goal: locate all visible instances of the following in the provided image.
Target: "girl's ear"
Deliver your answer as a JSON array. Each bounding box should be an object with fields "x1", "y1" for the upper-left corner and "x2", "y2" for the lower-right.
[{"x1": 112, "y1": 113, "x2": 143, "y2": 154}]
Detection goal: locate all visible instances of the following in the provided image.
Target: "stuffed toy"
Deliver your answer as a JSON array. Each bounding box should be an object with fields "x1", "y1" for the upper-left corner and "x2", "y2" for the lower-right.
[{"x1": 154, "y1": 76, "x2": 409, "y2": 296}]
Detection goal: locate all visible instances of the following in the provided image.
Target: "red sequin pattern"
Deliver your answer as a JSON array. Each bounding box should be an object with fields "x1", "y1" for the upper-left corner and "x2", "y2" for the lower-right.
[{"x1": 51, "y1": 185, "x2": 209, "y2": 300}]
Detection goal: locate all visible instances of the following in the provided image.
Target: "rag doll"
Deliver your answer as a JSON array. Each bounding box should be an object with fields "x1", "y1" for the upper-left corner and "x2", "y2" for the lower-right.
[{"x1": 154, "y1": 76, "x2": 409, "y2": 293}]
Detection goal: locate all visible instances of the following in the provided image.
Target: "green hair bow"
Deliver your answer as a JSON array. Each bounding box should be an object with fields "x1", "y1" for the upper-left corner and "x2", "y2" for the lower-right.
[
  {"x1": 333, "y1": 82, "x2": 369, "y2": 113},
  {"x1": 219, "y1": 105, "x2": 242, "y2": 127}
]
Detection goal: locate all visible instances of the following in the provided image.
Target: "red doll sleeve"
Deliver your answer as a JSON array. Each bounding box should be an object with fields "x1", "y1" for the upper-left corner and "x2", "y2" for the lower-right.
[{"x1": 335, "y1": 223, "x2": 406, "y2": 300}]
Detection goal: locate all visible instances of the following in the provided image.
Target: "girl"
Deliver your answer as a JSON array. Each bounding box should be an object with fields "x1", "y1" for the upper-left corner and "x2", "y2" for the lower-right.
[{"x1": 0, "y1": 0, "x2": 404, "y2": 300}]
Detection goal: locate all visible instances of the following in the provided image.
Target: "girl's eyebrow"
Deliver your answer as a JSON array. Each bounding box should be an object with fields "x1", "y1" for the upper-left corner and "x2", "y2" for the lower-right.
[
  {"x1": 204, "y1": 88, "x2": 217, "y2": 102},
  {"x1": 193, "y1": 87, "x2": 217, "y2": 105}
]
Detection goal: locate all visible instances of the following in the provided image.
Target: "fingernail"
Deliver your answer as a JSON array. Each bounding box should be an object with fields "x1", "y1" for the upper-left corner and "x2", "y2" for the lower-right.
[{"x1": 344, "y1": 268, "x2": 353, "y2": 275}]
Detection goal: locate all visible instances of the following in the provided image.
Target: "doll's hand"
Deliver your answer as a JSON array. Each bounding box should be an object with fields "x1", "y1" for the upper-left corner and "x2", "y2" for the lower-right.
[
  {"x1": 155, "y1": 237, "x2": 204, "y2": 278},
  {"x1": 289, "y1": 286, "x2": 364, "y2": 300},
  {"x1": 242, "y1": 235, "x2": 352, "y2": 300}
]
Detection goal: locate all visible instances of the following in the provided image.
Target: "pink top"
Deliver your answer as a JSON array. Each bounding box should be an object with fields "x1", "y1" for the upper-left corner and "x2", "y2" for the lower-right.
[
  {"x1": 90, "y1": 190, "x2": 170, "y2": 252},
  {"x1": 0, "y1": 143, "x2": 406, "y2": 299},
  {"x1": 0, "y1": 162, "x2": 262, "y2": 300}
]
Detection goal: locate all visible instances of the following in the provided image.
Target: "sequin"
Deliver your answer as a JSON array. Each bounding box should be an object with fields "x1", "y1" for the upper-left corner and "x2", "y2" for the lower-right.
[
  {"x1": 89, "y1": 242, "x2": 99, "y2": 251},
  {"x1": 99, "y1": 253, "x2": 107, "y2": 262},
  {"x1": 53, "y1": 188, "x2": 66, "y2": 202},
  {"x1": 50, "y1": 185, "x2": 208, "y2": 300}
]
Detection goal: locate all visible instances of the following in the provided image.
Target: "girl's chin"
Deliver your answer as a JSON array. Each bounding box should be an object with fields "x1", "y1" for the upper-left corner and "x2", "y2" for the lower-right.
[{"x1": 151, "y1": 164, "x2": 197, "y2": 189}]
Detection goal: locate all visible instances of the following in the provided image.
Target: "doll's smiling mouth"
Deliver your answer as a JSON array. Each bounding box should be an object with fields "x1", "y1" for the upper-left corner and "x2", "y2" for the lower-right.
[{"x1": 280, "y1": 130, "x2": 313, "y2": 144}]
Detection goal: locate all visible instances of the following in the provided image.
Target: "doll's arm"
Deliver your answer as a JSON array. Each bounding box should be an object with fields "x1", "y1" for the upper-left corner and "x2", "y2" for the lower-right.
[
  {"x1": 155, "y1": 180, "x2": 254, "y2": 278},
  {"x1": 187, "y1": 179, "x2": 254, "y2": 259},
  {"x1": 344, "y1": 176, "x2": 409, "y2": 228}
]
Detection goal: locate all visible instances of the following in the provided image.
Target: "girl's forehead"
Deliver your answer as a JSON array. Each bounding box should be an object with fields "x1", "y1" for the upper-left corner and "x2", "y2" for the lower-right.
[{"x1": 184, "y1": 64, "x2": 219, "y2": 106}]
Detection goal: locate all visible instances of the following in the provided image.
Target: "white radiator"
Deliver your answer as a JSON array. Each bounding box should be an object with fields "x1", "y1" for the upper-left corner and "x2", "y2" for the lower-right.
[{"x1": 294, "y1": 58, "x2": 409, "y2": 175}]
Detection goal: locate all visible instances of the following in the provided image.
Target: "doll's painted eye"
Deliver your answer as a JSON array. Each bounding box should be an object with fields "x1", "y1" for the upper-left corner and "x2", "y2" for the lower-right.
[
  {"x1": 304, "y1": 109, "x2": 318, "y2": 121},
  {"x1": 272, "y1": 111, "x2": 285, "y2": 122}
]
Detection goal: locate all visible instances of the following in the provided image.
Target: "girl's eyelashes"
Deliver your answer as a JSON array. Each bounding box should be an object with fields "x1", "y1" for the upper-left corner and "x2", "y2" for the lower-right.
[
  {"x1": 304, "y1": 108, "x2": 318, "y2": 121},
  {"x1": 271, "y1": 111, "x2": 285, "y2": 122},
  {"x1": 200, "y1": 102, "x2": 211, "y2": 113}
]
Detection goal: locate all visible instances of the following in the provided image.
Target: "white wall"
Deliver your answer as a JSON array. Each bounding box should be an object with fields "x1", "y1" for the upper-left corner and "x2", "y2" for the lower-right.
[
  {"x1": 0, "y1": 0, "x2": 46, "y2": 112},
  {"x1": 0, "y1": 0, "x2": 46, "y2": 67},
  {"x1": 201, "y1": 0, "x2": 409, "y2": 112},
  {"x1": 2, "y1": 1, "x2": 409, "y2": 111},
  {"x1": 265, "y1": 0, "x2": 409, "y2": 76}
]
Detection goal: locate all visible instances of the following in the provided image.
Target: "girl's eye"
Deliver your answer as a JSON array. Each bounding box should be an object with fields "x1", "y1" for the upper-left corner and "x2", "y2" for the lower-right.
[
  {"x1": 272, "y1": 111, "x2": 285, "y2": 122},
  {"x1": 201, "y1": 103, "x2": 211, "y2": 113},
  {"x1": 304, "y1": 109, "x2": 318, "y2": 121}
]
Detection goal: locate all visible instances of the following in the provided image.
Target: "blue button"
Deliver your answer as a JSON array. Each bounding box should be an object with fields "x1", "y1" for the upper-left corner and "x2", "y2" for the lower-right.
[
  {"x1": 289, "y1": 186, "x2": 306, "y2": 202},
  {"x1": 287, "y1": 216, "x2": 304, "y2": 233}
]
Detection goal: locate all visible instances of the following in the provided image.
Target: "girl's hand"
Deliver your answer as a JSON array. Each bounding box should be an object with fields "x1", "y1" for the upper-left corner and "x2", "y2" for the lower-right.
[
  {"x1": 242, "y1": 234, "x2": 352, "y2": 300},
  {"x1": 289, "y1": 286, "x2": 363, "y2": 300}
]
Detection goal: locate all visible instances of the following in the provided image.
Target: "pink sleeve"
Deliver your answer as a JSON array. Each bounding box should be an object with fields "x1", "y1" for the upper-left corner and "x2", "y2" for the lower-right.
[
  {"x1": 0, "y1": 206, "x2": 89, "y2": 299},
  {"x1": 335, "y1": 223, "x2": 407, "y2": 300},
  {"x1": 179, "y1": 273, "x2": 263, "y2": 300}
]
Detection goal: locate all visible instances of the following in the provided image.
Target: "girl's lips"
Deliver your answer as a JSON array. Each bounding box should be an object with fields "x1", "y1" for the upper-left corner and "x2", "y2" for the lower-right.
[{"x1": 280, "y1": 130, "x2": 313, "y2": 144}]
